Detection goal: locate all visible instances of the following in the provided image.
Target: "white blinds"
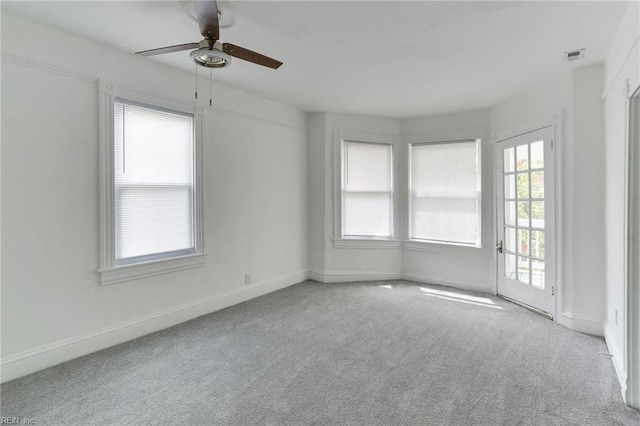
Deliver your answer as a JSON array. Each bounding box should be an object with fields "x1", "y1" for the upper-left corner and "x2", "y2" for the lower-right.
[
  {"x1": 114, "y1": 101, "x2": 195, "y2": 264},
  {"x1": 410, "y1": 141, "x2": 479, "y2": 244},
  {"x1": 342, "y1": 141, "x2": 393, "y2": 237}
]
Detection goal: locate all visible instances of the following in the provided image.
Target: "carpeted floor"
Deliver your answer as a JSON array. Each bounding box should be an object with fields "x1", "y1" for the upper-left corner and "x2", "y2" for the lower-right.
[{"x1": 2, "y1": 280, "x2": 639, "y2": 425}]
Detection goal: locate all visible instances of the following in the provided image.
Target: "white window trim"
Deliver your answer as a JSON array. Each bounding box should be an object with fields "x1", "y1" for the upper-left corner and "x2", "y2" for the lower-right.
[
  {"x1": 402, "y1": 239, "x2": 491, "y2": 255},
  {"x1": 333, "y1": 131, "x2": 400, "y2": 248},
  {"x1": 98, "y1": 79, "x2": 206, "y2": 285},
  {"x1": 405, "y1": 131, "x2": 484, "y2": 249},
  {"x1": 333, "y1": 239, "x2": 402, "y2": 249}
]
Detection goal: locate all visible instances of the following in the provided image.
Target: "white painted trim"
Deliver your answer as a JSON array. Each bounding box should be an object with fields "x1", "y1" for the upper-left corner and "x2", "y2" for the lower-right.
[
  {"x1": 1, "y1": 52, "x2": 96, "y2": 83},
  {"x1": 402, "y1": 272, "x2": 492, "y2": 294},
  {"x1": 99, "y1": 79, "x2": 115, "y2": 279},
  {"x1": 552, "y1": 113, "x2": 564, "y2": 330},
  {"x1": 98, "y1": 80, "x2": 206, "y2": 285},
  {"x1": 559, "y1": 312, "x2": 604, "y2": 336},
  {"x1": 495, "y1": 121, "x2": 553, "y2": 143},
  {"x1": 486, "y1": 131, "x2": 498, "y2": 296},
  {"x1": 333, "y1": 239, "x2": 402, "y2": 249},
  {"x1": 310, "y1": 271, "x2": 491, "y2": 294},
  {"x1": 308, "y1": 270, "x2": 326, "y2": 282},
  {"x1": 602, "y1": 35, "x2": 640, "y2": 101},
  {"x1": 0, "y1": 53, "x2": 305, "y2": 132},
  {"x1": 310, "y1": 271, "x2": 402, "y2": 283},
  {"x1": 626, "y1": 86, "x2": 640, "y2": 409},
  {"x1": 0, "y1": 271, "x2": 308, "y2": 384},
  {"x1": 338, "y1": 130, "x2": 400, "y2": 145},
  {"x1": 210, "y1": 103, "x2": 307, "y2": 134},
  {"x1": 398, "y1": 140, "x2": 409, "y2": 240},
  {"x1": 606, "y1": 323, "x2": 629, "y2": 401},
  {"x1": 402, "y1": 240, "x2": 490, "y2": 255},
  {"x1": 404, "y1": 130, "x2": 483, "y2": 145},
  {"x1": 99, "y1": 253, "x2": 208, "y2": 285}
]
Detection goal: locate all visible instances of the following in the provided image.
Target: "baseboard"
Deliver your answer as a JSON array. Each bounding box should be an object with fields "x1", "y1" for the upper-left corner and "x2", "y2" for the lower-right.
[
  {"x1": 559, "y1": 312, "x2": 605, "y2": 336},
  {"x1": 402, "y1": 272, "x2": 492, "y2": 294},
  {"x1": 604, "y1": 323, "x2": 628, "y2": 401},
  {"x1": 0, "y1": 271, "x2": 308, "y2": 384},
  {"x1": 308, "y1": 270, "x2": 325, "y2": 282},
  {"x1": 309, "y1": 270, "x2": 402, "y2": 283},
  {"x1": 308, "y1": 270, "x2": 492, "y2": 293}
]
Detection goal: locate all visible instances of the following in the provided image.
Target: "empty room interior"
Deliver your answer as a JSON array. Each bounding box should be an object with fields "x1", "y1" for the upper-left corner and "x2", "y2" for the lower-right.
[{"x1": 2, "y1": 0, "x2": 640, "y2": 424}]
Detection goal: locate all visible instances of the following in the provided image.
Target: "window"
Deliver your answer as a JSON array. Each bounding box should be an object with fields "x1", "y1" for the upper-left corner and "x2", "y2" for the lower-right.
[
  {"x1": 409, "y1": 140, "x2": 480, "y2": 246},
  {"x1": 341, "y1": 141, "x2": 393, "y2": 239},
  {"x1": 114, "y1": 100, "x2": 195, "y2": 265},
  {"x1": 99, "y1": 81, "x2": 205, "y2": 285}
]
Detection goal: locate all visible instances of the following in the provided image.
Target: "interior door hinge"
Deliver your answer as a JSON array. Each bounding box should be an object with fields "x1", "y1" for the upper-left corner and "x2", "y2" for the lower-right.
[
  {"x1": 551, "y1": 140, "x2": 554, "y2": 151},
  {"x1": 551, "y1": 286, "x2": 555, "y2": 296}
]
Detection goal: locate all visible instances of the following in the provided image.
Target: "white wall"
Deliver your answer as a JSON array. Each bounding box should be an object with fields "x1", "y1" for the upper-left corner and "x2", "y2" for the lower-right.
[
  {"x1": 491, "y1": 65, "x2": 611, "y2": 336},
  {"x1": 602, "y1": 1, "x2": 640, "y2": 402},
  {"x1": 312, "y1": 113, "x2": 403, "y2": 282},
  {"x1": 308, "y1": 113, "x2": 327, "y2": 275},
  {"x1": 629, "y1": 93, "x2": 640, "y2": 410},
  {"x1": 1, "y1": 14, "x2": 309, "y2": 382},
  {"x1": 3, "y1": 4, "x2": 636, "y2": 394},
  {"x1": 402, "y1": 109, "x2": 493, "y2": 292},
  {"x1": 570, "y1": 64, "x2": 606, "y2": 327},
  {"x1": 491, "y1": 71, "x2": 574, "y2": 318},
  {"x1": 308, "y1": 109, "x2": 494, "y2": 292}
]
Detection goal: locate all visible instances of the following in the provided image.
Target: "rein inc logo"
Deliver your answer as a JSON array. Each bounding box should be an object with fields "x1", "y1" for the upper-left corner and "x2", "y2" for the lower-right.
[{"x1": 1, "y1": 418, "x2": 35, "y2": 425}]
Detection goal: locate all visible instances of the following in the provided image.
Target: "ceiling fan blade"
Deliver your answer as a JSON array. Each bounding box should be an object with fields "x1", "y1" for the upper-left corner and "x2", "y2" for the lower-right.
[
  {"x1": 135, "y1": 43, "x2": 199, "y2": 57},
  {"x1": 222, "y1": 43, "x2": 283, "y2": 69},
  {"x1": 196, "y1": 0, "x2": 220, "y2": 40}
]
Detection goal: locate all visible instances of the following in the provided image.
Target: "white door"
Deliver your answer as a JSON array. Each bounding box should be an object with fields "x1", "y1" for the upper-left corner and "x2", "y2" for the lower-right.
[{"x1": 497, "y1": 127, "x2": 555, "y2": 315}]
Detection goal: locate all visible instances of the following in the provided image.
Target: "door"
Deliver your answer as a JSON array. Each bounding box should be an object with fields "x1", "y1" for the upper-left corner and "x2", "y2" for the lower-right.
[{"x1": 497, "y1": 126, "x2": 555, "y2": 315}]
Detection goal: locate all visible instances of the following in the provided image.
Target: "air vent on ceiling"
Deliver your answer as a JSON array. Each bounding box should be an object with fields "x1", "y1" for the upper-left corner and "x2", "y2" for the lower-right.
[{"x1": 564, "y1": 48, "x2": 585, "y2": 61}]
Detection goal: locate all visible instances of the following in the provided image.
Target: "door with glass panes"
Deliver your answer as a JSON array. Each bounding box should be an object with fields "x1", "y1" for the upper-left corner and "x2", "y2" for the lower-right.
[{"x1": 497, "y1": 127, "x2": 555, "y2": 315}]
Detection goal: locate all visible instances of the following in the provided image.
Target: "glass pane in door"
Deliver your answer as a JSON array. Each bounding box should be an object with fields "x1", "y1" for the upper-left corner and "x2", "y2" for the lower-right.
[{"x1": 502, "y1": 139, "x2": 546, "y2": 287}]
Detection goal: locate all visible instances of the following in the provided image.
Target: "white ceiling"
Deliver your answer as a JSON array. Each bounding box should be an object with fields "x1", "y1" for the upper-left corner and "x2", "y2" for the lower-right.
[{"x1": 1, "y1": 1, "x2": 629, "y2": 117}]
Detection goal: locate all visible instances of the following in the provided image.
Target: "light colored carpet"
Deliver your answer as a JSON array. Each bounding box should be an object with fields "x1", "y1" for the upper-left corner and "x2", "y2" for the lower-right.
[{"x1": 2, "y1": 280, "x2": 639, "y2": 425}]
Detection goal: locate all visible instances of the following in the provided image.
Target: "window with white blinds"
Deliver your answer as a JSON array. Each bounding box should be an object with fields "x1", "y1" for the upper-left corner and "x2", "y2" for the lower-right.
[
  {"x1": 342, "y1": 141, "x2": 393, "y2": 238},
  {"x1": 410, "y1": 140, "x2": 480, "y2": 245},
  {"x1": 113, "y1": 100, "x2": 195, "y2": 265}
]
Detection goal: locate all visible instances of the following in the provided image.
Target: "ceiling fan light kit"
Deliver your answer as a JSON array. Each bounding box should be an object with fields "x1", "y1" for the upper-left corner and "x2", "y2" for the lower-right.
[
  {"x1": 190, "y1": 40, "x2": 231, "y2": 68},
  {"x1": 191, "y1": 48, "x2": 231, "y2": 68}
]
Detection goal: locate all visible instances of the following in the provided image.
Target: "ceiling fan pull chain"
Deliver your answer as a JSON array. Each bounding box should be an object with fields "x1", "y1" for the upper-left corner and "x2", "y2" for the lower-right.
[
  {"x1": 209, "y1": 69, "x2": 213, "y2": 107},
  {"x1": 195, "y1": 63, "x2": 198, "y2": 100}
]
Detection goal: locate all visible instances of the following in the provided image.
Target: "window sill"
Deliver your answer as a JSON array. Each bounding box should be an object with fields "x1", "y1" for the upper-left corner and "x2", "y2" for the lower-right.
[
  {"x1": 402, "y1": 240, "x2": 490, "y2": 255},
  {"x1": 99, "y1": 253, "x2": 207, "y2": 285},
  {"x1": 333, "y1": 239, "x2": 402, "y2": 249}
]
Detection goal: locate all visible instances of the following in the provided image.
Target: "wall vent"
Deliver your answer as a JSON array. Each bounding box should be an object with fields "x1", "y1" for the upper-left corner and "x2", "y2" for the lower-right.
[{"x1": 564, "y1": 48, "x2": 585, "y2": 61}]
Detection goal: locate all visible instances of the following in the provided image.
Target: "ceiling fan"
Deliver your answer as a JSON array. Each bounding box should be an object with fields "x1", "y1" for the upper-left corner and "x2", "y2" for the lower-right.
[{"x1": 135, "y1": 0, "x2": 282, "y2": 70}]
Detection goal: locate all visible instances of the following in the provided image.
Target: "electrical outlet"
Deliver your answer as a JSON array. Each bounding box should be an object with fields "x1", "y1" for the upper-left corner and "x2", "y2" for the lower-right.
[{"x1": 245, "y1": 274, "x2": 251, "y2": 285}]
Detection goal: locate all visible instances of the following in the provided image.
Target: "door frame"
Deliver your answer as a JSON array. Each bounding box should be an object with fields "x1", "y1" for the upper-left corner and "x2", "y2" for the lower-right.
[
  {"x1": 493, "y1": 114, "x2": 562, "y2": 322},
  {"x1": 626, "y1": 86, "x2": 640, "y2": 409}
]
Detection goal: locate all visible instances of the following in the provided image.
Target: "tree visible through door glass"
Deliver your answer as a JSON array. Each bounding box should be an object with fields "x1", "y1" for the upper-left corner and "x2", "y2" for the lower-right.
[
  {"x1": 530, "y1": 141, "x2": 544, "y2": 169},
  {"x1": 503, "y1": 141, "x2": 547, "y2": 286},
  {"x1": 516, "y1": 144, "x2": 528, "y2": 171}
]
